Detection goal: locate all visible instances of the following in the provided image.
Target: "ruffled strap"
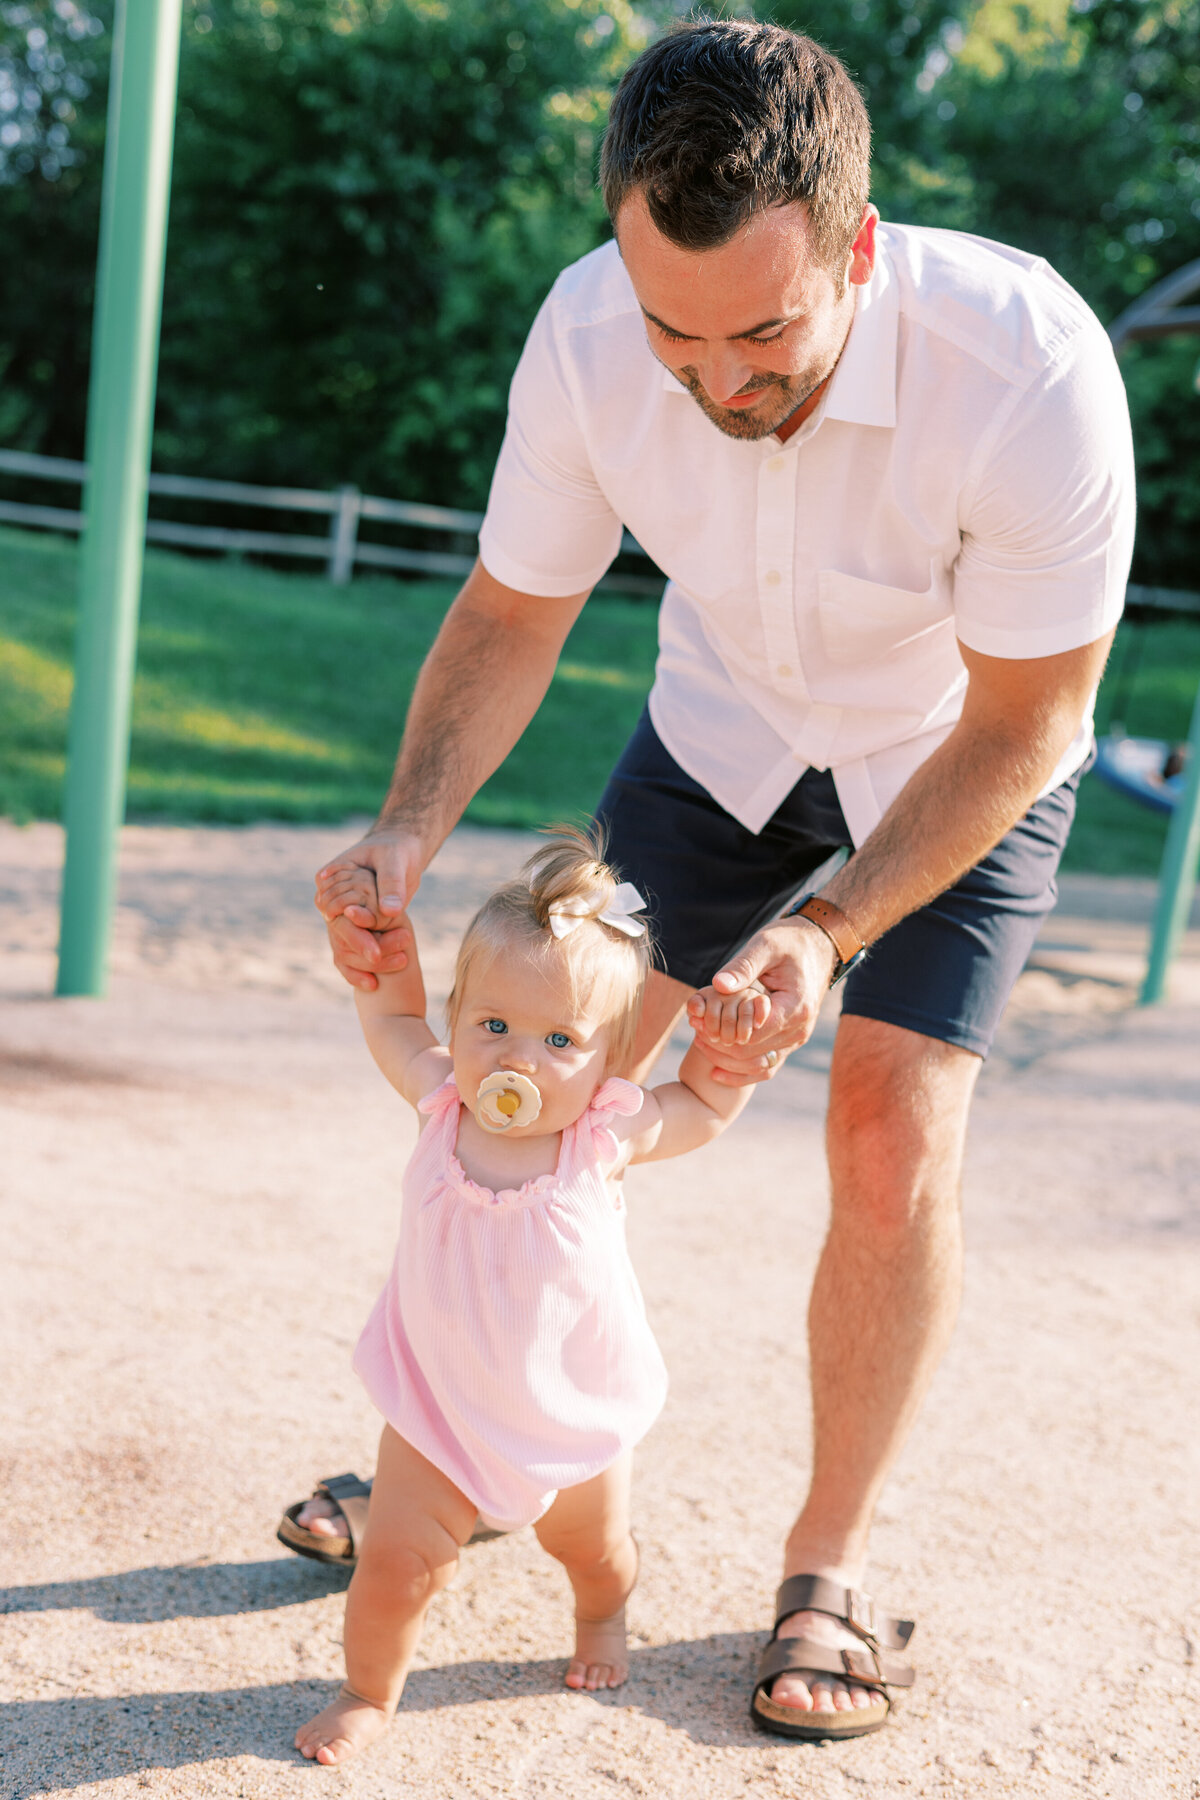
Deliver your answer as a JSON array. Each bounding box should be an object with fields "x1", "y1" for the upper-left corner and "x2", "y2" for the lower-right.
[
  {"x1": 586, "y1": 1076, "x2": 645, "y2": 1171},
  {"x1": 416, "y1": 1074, "x2": 460, "y2": 1118},
  {"x1": 590, "y1": 1076, "x2": 644, "y2": 1119}
]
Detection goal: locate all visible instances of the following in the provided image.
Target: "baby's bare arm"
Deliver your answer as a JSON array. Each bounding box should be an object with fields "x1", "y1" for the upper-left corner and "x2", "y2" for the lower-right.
[
  {"x1": 625, "y1": 1040, "x2": 754, "y2": 1165},
  {"x1": 353, "y1": 914, "x2": 446, "y2": 1105}
]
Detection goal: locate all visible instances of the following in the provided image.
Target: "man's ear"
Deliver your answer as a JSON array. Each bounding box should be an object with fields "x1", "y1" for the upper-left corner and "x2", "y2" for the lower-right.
[{"x1": 848, "y1": 205, "x2": 879, "y2": 289}]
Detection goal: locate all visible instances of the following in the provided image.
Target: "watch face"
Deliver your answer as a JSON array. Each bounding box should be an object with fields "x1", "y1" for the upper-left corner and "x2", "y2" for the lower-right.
[{"x1": 831, "y1": 945, "x2": 869, "y2": 988}]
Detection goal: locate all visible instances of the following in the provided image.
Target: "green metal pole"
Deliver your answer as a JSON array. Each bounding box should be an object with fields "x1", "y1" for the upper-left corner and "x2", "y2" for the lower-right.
[
  {"x1": 1140, "y1": 681, "x2": 1200, "y2": 1005},
  {"x1": 55, "y1": 0, "x2": 182, "y2": 996}
]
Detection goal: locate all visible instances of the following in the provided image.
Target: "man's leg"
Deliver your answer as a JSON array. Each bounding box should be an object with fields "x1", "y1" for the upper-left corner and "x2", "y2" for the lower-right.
[
  {"x1": 628, "y1": 968, "x2": 693, "y2": 1081},
  {"x1": 769, "y1": 1014, "x2": 980, "y2": 1714}
]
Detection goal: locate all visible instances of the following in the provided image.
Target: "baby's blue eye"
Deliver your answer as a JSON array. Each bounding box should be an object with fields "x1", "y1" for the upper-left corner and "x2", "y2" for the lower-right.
[
  {"x1": 546, "y1": 1031, "x2": 572, "y2": 1050},
  {"x1": 484, "y1": 1018, "x2": 507, "y2": 1035}
]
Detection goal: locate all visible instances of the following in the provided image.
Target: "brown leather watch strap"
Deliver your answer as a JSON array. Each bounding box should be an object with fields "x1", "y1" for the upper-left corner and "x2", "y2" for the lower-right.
[{"x1": 794, "y1": 895, "x2": 864, "y2": 967}]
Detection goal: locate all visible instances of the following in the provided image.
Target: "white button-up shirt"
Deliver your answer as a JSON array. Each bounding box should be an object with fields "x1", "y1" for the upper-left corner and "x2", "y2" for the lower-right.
[{"x1": 478, "y1": 225, "x2": 1135, "y2": 844}]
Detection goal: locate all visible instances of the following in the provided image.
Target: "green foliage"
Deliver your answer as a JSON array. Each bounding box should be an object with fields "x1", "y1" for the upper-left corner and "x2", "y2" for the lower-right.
[
  {"x1": 0, "y1": 0, "x2": 640, "y2": 503},
  {"x1": 1, "y1": 0, "x2": 1197, "y2": 571},
  {"x1": 0, "y1": 0, "x2": 108, "y2": 449},
  {"x1": 0, "y1": 524, "x2": 658, "y2": 824}
]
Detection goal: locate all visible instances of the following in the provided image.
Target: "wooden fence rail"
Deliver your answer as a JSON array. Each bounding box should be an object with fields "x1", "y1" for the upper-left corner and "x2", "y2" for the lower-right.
[
  {"x1": 2, "y1": 446, "x2": 1198, "y2": 616},
  {"x1": 0, "y1": 448, "x2": 662, "y2": 596}
]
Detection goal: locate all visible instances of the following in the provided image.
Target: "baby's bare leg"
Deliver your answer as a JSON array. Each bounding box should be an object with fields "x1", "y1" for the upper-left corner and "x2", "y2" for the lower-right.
[
  {"x1": 534, "y1": 1453, "x2": 637, "y2": 1691},
  {"x1": 295, "y1": 1425, "x2": 477, "y2": 1766}
]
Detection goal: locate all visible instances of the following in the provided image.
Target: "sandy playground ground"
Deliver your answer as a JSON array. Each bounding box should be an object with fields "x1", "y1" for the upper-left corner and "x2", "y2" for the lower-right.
[{"x1": 2, "y1": 818, "x2": 1199, "y2": 1799}]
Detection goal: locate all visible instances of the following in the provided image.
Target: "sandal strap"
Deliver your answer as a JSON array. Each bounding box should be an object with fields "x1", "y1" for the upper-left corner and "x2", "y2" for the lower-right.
[
  {"x1": 319, "y1": 1472, "x2": 373, "y2": 1502},
  {"x1": 317, "y1": 1471, "x2": 373, "y2": 1554},
  {"x1": 755, "y1": 1632, "x2": 916, "y2": 1695},
  {"x1": 773, "y1": 1574, "x2": 915, "y2": 1652}
]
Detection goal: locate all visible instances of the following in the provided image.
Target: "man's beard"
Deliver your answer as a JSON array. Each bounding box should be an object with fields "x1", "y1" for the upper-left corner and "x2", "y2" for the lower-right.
[{"x1": 677, "y1": 364, "x2": 828, "y2": 441}]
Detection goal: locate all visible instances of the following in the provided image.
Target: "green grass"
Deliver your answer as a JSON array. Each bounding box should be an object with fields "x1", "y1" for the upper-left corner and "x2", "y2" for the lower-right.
[
  {"x1": 2, "y1": 522, "x2": 1197, "y2": 875},
  {"x1": 0, "y1": 524, "x2": 658, "y2": 830}
]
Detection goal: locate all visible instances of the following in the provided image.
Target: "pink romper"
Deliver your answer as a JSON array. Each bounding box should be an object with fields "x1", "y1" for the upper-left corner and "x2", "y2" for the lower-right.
[{"x1": 352, "y1": 1074, "x2": 669, "y2": 1532}]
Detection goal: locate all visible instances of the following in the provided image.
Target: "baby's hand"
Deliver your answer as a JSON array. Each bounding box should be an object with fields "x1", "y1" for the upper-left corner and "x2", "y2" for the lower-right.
[
  {"x1": 316, "y1": 863, "x2": 382, "y2": 930},
  {"x1": 686, "y1": 978, "x2": 771, "y2": 1049}
]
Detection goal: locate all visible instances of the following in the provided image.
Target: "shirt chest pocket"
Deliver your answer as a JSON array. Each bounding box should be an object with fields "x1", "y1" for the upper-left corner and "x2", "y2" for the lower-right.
[{"x1": 817, "y1": 569, "x2": 952, "y2": 666}]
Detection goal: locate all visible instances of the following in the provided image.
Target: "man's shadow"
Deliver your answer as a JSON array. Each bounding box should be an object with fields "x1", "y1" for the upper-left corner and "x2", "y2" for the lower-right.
[{"x1": 1, "y1": 1559, "x2": 774, "y2": 1782}]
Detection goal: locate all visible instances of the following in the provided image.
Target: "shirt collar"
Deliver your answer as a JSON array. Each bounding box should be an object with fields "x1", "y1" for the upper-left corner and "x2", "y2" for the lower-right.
[{"x1": 822, "y1": 242, "x2": 899, "y2": 428}]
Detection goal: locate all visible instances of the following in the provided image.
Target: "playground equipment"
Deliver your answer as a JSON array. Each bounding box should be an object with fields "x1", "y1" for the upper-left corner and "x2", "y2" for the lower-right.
[
  {"x1": 1105, "y1": 259, "x2": 1200, "y2": 1004},
  {"x1": 55, "y1": 0, "x2": 183, "y2": 995}
]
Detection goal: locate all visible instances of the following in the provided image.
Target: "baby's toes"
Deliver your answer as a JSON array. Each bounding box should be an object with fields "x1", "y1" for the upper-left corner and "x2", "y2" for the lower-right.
[
  {"x1": 564, "y1": 1657, "x2": 589, "y2": 1690},
  {"x1": 315, "y1": 1738, "x2": 352, "y2": 1766}
]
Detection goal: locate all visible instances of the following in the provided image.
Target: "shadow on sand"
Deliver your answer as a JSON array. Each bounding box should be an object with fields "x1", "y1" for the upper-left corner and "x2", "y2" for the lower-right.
[
  {"x1": 1, "y1": 1636, "x2": 773, "y2": 1789},
  {"x1": 2, "y1": 1557, "x2": 778, "y2": 1786},
  {"x1": 0, "y1": 1555, "x2": 352, "y2": 1622}
]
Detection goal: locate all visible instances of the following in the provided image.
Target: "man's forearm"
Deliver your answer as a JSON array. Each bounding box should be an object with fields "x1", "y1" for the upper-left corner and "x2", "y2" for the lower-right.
[
  {"x1": 373, "y1": 563, "x2": 588, "y2": 856},
  {"x1": 820, "y1": 715, "x2": 1065, "y2": 947},
  {"x1": 819, "y1": 629, "x2": 1115, "y2": 948}
]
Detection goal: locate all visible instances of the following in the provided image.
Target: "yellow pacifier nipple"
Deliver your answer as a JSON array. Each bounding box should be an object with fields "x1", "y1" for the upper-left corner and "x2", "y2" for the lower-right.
[{"x1": 475, "y1": 1070, "x2": 543, "y2": 1134}]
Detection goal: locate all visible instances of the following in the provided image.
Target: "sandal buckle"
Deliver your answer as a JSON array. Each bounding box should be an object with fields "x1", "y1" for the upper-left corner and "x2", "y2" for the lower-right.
[
  {"x1": 847, "y1": 1589, "x2": 876, "y2": 1638},
  {"x1": 842, "y1": 1645, "x2": 881, "y2": 1684}
]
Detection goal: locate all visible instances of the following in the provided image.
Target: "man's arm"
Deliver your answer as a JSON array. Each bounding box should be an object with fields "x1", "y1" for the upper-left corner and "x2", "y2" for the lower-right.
[
  {"x1": 690, "y1": 630, "x2": 1114, "y2": 1081},
  {"x1": 318, "y1": 559, "x2": 591, "y2": 989}
]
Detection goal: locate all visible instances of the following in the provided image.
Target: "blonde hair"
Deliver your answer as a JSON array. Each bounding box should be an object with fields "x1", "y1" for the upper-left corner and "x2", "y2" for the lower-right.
[{"x1": 446, "y1": 827, "x2": 651, "y2": 1076}]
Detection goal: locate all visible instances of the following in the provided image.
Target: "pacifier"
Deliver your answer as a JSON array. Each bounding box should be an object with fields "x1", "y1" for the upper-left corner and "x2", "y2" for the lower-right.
[{"x1": 475, "y1": 1070, "x2": 543, "y2": 1134}]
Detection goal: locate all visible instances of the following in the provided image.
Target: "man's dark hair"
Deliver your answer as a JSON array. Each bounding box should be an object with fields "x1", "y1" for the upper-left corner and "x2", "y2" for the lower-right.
[{"x1": 600, "y1": 19, "x2": 871, "y2": 266}]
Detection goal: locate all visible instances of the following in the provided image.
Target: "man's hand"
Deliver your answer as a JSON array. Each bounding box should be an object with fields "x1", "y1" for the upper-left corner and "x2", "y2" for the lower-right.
[
  {"x1": 314, "y1": 827, "x2": 426, "y2": 993},
  {"x1": 687, "y1": 920, "x2": 837, "y2": 1085}
]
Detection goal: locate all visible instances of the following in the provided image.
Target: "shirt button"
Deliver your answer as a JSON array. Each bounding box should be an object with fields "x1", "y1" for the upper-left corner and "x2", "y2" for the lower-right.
[
  {"x1": 764, "y1": 569, "x2": 782, "y2": 587},
  {"x1": 767, "y1": 455, "x2": 785, "y2": 473},
  {"x1": 777, "y1": 663, "x2": 794, "y2": 678}
]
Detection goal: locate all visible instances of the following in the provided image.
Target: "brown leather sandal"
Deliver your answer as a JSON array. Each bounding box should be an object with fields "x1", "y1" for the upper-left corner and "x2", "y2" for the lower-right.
[
  {"x1": 750, "y1": 1574, "x2": 916, "y2": 1741},
  {"x1": 276, "y1": 1470, "x2": 506, "y2": 1567}
]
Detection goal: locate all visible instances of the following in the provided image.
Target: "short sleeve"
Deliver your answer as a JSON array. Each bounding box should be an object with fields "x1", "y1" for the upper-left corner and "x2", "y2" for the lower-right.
[
  {"x1": 953, "y1": 328, "x2": 1136, "y2": 659},
  {"x1": 416, "y1": 1075, "x2": 460, "y2": 1118},
  {"x1": 478, "y1": 287, "x2": 624, "y2": 598},
  {"x1": 587, "y1": 1077, "x2": 645, "y2": 1169}
]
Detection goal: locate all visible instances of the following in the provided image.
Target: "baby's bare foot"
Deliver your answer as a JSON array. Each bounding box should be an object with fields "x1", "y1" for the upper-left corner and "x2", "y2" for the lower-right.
[
  {"x1": 294, "y1": 1684, "x2": 393, "y2": 1765},
  {"x1": 565, "y1": 1607, "x2": 629, "y2": 1691}
]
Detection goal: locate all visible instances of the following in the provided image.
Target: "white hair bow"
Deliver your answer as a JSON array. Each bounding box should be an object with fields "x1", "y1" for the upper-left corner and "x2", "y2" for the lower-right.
[{"x1": 547, "y1": 882, "x2": 648, "y2": 940}]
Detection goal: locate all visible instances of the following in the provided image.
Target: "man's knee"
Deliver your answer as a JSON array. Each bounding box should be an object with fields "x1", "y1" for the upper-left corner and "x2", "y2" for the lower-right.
[{"x1": 826, "y1": 1017, "x2": 980, "y2": 1233}]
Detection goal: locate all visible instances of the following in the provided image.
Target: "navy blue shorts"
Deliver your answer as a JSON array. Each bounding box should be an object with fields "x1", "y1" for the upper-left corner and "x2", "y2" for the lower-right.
[{"x1": 595, "y1": 709, "x2": 1087, "y2": 1060}]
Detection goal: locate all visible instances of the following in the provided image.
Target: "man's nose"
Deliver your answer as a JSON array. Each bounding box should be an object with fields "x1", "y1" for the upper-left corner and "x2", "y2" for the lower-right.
[{"x1": 699, "y1": 348, "x2": 756, "y2": 404}]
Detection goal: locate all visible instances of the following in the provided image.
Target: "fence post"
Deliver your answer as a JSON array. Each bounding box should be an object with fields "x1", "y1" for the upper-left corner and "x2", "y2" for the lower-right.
[{"x1": 328, "y1": 484, "x2": 361, "y2": 584}]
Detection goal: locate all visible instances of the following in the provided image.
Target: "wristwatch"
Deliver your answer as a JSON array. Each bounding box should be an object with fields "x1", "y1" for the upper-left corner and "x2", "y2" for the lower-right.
[{"x1": 783, "y1": 894, "x2": 868, "y2": 987}]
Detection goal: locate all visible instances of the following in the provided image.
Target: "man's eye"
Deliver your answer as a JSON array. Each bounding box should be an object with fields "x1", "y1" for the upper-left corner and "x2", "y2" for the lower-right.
[
  {"x1": 484, "y1": 1019, "x2": 507, "y2": 1035},
  {"x1": 546, "y1": 1032, "x2": 572, "y2": 1049}
]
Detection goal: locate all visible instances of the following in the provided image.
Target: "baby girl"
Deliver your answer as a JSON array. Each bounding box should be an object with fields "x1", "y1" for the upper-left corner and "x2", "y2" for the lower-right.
[{"x1": 295, "y1": 831, "x2": 764, "y2": 1765}]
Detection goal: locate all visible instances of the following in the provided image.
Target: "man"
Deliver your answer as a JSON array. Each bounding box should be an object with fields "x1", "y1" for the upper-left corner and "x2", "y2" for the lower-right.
[{"x1": 285, "y1": 20, "x2": 1134, "y2": 1739}]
